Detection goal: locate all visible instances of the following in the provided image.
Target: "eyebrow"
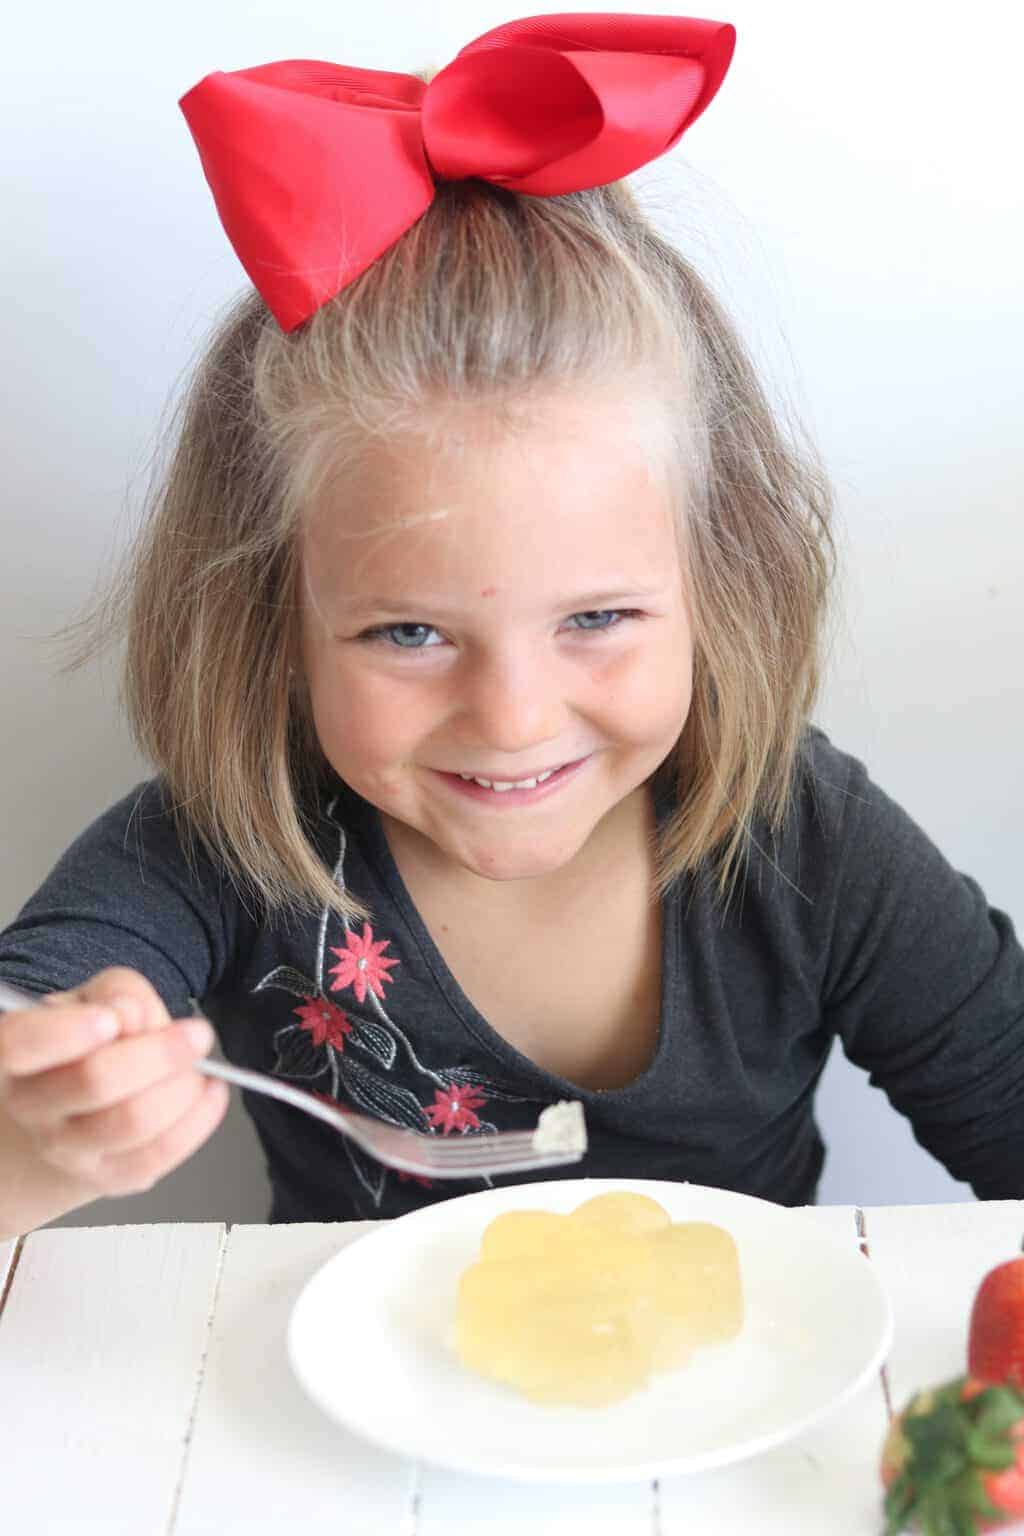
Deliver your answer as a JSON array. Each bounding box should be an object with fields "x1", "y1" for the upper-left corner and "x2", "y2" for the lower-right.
[{"x1": 335, "y1": 587, "x2": 669, "y2": 618}]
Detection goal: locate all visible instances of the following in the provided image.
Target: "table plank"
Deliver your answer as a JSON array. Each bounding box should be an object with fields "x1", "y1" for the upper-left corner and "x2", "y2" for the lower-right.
[
  {"x1": 658, "y1": 1205, "x2": 888, "y2": 1535},
  {"x1": 0, "y1": 1223, "x2": 225, "y2": 1534},
  {"x1": 417, "y1": 1468, "x2": 655, "y2": 1534},
  {"x1": 172, "y1": 1221, "x2": 416, "y2": 1536},
  {"x1": 860, "y1": 1199, "x2": 1024, "y2": 1413}
]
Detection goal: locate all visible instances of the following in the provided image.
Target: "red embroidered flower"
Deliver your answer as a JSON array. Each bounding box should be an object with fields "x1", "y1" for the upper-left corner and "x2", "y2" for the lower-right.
[
  {"x1": 424, "y1": 1082, "x2": 487, "y2": 1135},
  {"x1": 294, "y1": 995, "x2": 352, "y2": 1050},
  {"x1": 398, "y1": 1171, "x2": 433, "y2": 1188},
  {"x1": 328, "y1": 924, "x2": 399, "y2": 1003}
]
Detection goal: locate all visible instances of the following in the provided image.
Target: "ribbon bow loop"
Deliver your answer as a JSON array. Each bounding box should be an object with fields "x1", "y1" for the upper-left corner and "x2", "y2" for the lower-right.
[{"x1": 180, "y1": 13, "x2": 736, "y2": 330}]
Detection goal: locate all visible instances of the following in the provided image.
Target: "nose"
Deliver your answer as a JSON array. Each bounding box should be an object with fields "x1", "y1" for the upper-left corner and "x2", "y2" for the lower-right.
[{"x1": 460, "y1": 644, "x2": 565, "y2": 755}]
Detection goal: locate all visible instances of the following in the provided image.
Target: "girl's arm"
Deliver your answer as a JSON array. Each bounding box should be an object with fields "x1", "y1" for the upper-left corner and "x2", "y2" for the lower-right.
[
  {"x1": 817, "y1": 741, "x2": 1024, "y2": 1196},
  {"x1": 0, "y1": 779, "x2": 236, "y2": 1233},
  {"x1": 0, "y1": 777, "x2": 234, "y2": 1016}
]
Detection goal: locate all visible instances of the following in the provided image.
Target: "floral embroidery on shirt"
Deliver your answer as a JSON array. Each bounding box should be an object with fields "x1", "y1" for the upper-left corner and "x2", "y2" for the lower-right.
[
  {"x1": 251, "y1": 796, "x2": 535, "y2": 1213},
  {"x1": 328, "y1": 924, "x2": 399, "y2": 1003},
  {"x1": 425, "y1": 1082, "x2": 488, "y2": 1134},
  {"x1": 294, "y1": 995, "x2": 352, "y2": 1050}
]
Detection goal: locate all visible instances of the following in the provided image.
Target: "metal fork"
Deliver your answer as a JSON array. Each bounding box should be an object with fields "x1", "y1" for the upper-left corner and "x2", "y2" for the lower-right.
[{"x1": 0, "y1": 980, "x2": 587, "y2": 1179}]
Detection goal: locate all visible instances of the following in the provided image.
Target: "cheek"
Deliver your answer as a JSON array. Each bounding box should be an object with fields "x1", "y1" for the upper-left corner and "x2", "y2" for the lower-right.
[
  {"x1": 594, "y1": 626, "x2": 693, "y2": 741},
  {"x1": 307, "y1": 659, "x2": 435, "y2": 769}
]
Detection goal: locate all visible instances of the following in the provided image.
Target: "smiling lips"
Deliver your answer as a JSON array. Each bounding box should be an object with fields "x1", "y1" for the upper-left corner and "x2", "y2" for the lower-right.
[
  {"x1": 457, "y1": 767, "x2": 560, "y2": 792},
  {"x1": 439, "y1": 759, "x2": 584, "y2": 798}
]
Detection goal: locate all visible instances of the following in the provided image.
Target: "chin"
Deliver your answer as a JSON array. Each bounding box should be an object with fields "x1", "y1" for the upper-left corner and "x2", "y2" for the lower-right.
[{"x1": 455, "y1": 837, "x2": 585, "y2": 884}]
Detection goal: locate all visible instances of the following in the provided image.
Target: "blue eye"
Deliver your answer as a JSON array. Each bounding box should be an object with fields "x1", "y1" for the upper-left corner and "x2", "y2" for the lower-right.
[
  {"x1": 377, "y1": 623, "x2": 443, "y2": 648},
  {"x1": 565, "y1": 609, "x2": 624, "y2": 631}
]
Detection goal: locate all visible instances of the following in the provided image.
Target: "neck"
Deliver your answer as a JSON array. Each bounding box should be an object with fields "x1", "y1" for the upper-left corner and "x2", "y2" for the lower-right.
[{"x1": 381, "y1": 783, "x2": 656, "y2": 913}]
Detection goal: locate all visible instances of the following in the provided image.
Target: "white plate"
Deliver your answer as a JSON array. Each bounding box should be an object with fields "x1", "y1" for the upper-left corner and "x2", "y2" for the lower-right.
[{"x1": 287, "y1": 1178, "x2": 892, "y2": 1483}]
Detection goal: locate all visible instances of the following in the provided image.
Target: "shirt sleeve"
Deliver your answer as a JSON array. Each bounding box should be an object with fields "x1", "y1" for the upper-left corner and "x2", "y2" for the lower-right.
[
  {"x1": 0, "y1": 779, "x2": 236, "y2": 1018},
  {"x1": 812, "y1": 738, "x2": 1024, "y2": 1198}
]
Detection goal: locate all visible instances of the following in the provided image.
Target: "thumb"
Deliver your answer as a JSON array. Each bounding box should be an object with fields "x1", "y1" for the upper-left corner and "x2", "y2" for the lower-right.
[{"x1": 42, "y1": 966, "x2": 174, "y2": 1038}]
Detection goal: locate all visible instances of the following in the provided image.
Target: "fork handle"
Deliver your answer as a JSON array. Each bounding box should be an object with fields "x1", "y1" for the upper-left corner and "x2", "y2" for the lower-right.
[{"x1": 194, "y1": 1057, "x2": 354, "y2": 1134}]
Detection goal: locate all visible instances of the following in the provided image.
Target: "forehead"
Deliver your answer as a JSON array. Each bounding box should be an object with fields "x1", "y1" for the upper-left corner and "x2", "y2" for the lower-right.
[{"x1": 302, "y1": 389, "x2": 682, "y2": 600}]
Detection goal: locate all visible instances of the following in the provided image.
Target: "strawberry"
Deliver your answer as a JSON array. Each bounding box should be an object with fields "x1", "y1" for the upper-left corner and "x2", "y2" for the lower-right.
[
  {"x1": 882, "y1": 1375, "x2": 1024, "y2": 1533},
  {"x1": 882, "y1": 1256, "x2": 1024, "y2": 1532},
  {"x1": 969, "y1": 1260, "x2": 1024, "y2": 1388}
]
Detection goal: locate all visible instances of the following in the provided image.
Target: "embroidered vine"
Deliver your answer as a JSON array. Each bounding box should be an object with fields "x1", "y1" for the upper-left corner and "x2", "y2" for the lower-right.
[{"x1": 252, "y1": 796, "x2": 527, "y2": 1209}]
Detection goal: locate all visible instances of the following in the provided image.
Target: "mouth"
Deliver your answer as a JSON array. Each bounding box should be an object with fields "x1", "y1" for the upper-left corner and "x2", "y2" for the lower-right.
[
  {"x1": 434, "y1": 757, "x2": 588, "y2": 804},
  {"x1": 457, "y1": 765, "x2": 562, "y2": 792}
]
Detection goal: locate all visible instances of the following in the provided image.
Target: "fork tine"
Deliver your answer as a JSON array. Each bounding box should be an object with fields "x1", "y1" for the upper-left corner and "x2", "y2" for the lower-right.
[
  {"x1": 398, "y1": 1137, "x2": 552, "y2": 1163},
  {"x1": 347, "y1": 1142, "x2": 583, "y2": 1180},
  {"x1": 419, "y1": 1143, "x2": 587, "y2": 1172},
  {"x1": 356, "y1": 1127, "x2": 585, "y2": 1178},
  {"x1": 423, "y1": 1145, "x2": 550, "y2": 1167},
  {"x1": 363, "y1": 1111, "x2": 587, "y2": 1176},
  {"x1": 417, "y1": 1135, "x2": 541, "y2": 1156},
  {"x1": 420, "y1": 1154, "x2": 584, "y2": 1178}
]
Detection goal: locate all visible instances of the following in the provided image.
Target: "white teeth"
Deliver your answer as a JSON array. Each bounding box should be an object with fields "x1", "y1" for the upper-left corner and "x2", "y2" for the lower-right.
[{"x1": 457, "y1": 767, "x2": 560, "y2": 791}]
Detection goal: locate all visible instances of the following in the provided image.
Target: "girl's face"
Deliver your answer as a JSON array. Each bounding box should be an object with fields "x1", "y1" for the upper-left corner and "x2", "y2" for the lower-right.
[{"x1": 300, "y1": 390, "x2": 694, "y2": 885}]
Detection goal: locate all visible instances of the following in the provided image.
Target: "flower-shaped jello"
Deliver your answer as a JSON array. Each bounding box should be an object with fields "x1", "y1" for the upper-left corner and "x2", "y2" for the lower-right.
[{"x1": 454, "y1": 1191, "x2": 743, "y2": 1407}]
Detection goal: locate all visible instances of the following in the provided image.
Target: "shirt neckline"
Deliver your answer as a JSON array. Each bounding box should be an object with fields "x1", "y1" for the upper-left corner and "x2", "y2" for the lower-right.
[{"x1": 337, "y1": 777, "x2": 678, "y2": 1105}]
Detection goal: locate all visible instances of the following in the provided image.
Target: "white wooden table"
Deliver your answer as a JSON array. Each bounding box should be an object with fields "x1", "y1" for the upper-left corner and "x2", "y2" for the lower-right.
[{"x1": 3, "y1": 1201, "x2": 1023, "y2": 1534}]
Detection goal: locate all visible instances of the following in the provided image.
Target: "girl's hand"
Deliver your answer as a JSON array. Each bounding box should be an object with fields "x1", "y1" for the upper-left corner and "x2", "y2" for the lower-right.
[{"x1": 0, "y1": 967, "x2": 229, "y2": 1233}]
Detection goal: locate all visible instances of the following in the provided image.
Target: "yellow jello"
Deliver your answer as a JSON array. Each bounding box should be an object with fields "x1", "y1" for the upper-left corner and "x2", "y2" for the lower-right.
[{"x1": 454, "y1": 1191, "x2": 743, "y2": 1406}]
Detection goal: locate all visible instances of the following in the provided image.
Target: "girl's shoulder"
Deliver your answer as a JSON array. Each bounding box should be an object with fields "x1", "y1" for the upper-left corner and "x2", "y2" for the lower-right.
[
  {"x1": 745, "y1": 724, "x2": 965, "y2": 933},
  {"x1": 793, "y1": 723, "x2": 876, "y2": 830},
  {"x1": 791, "y1": 724, "x2": 911, "y2": 855},
  {"x1": 47, "y1": 775, "x2": 199, "y2": 874}
]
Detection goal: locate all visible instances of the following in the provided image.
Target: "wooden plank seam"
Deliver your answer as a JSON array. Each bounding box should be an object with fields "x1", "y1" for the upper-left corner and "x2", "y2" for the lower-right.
[
  {"x1": 409, "y1": 1459, "x2": 422, "y2": 1534},
  {"x1": 165, "y1": 1223, "x2": 230, "y2": 1536},
  {"x1": 0, "y1": 1235, "x2": 25, "y2": 1322},
  {"x1": 856, "y1": 1206, "x2": 894, "y2": 1422}
]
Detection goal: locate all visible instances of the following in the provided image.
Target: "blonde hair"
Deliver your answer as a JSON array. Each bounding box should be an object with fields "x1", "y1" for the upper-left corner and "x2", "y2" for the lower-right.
[{"x1": 69, "y1": 177, "x2": 834, "y2": 919}]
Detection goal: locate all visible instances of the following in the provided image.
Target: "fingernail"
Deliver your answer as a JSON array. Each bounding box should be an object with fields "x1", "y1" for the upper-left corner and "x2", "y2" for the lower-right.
[
  {"x1": 184, "y1": 1020, "x2": 214, "y2": 1053},
  {"x1": 110, "y1": 995, "x2": 142, "y2": 1030},
  {"x1": 91, "y1": 1010, "x2": 119, "y2": 1041}
]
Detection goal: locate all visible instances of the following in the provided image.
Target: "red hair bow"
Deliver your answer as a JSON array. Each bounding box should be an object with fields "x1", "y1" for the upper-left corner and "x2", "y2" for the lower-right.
[{"x1": 180, "y1": 13, "x2": 736, "y2": 332}]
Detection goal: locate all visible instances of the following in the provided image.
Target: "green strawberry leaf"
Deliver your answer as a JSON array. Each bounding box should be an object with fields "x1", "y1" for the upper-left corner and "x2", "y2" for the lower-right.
[
  {"x1": 884, "y1": 1471, "x2": 918, "y2": 1532},
  {"x1": 919, "y1": 1475, "x2": 985, "y2": 1536},
  {"x1": 964, "y1": 1426, "x2": 1015, "y2": 1468},
  {"x1": 903, "y1": 1402, "x2": 970, "y2": 1485},
  {"x1": 883, "y1": 1381, "x2": 1024, "y2": 1532},
  {"x1": 971, "y1": 1383, "x2": 1024, "y2": 1437}
]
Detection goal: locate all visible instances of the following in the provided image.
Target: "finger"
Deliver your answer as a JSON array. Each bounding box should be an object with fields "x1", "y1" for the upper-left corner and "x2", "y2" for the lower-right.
[
  {"x1": 43, "y1": 1066, "x2": 214, "y2": 1162},
  {"x1": 5, "y1": 1018, "x2": 215, "y2": 1128},
  {"x1": 0, "y1": 1004, "x2": 121, "y2": 1079},
  {"x1": 44, "y1": 969, "x2": 173, "y2": 1037},
  {"x1": 91, "y1": 1077, "x2": 230, "y2": 1198}
]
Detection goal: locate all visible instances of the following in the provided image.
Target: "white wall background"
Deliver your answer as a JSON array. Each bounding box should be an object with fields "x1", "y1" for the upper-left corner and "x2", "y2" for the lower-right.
[{"x1": 1, "y1": 0, "x2": 1020, "y2": 1226}]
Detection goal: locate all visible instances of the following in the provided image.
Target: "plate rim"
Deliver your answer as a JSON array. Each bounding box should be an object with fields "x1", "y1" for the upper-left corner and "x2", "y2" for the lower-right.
[{"x1": 287, "y1": 1178, "x2": 894, "y2": 1483}]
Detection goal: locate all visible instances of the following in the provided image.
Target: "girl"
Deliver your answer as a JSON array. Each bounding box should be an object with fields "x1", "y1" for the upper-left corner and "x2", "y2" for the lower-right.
[{"x1": 1, "y1": 14, "x2": 1022, "y2": 1237}]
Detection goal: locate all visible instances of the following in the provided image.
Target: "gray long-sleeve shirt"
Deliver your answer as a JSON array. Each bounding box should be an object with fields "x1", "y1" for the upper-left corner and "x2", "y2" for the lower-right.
[{"x1": 2, "y1": 728, "x2": 1022, "y2": 1221}]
